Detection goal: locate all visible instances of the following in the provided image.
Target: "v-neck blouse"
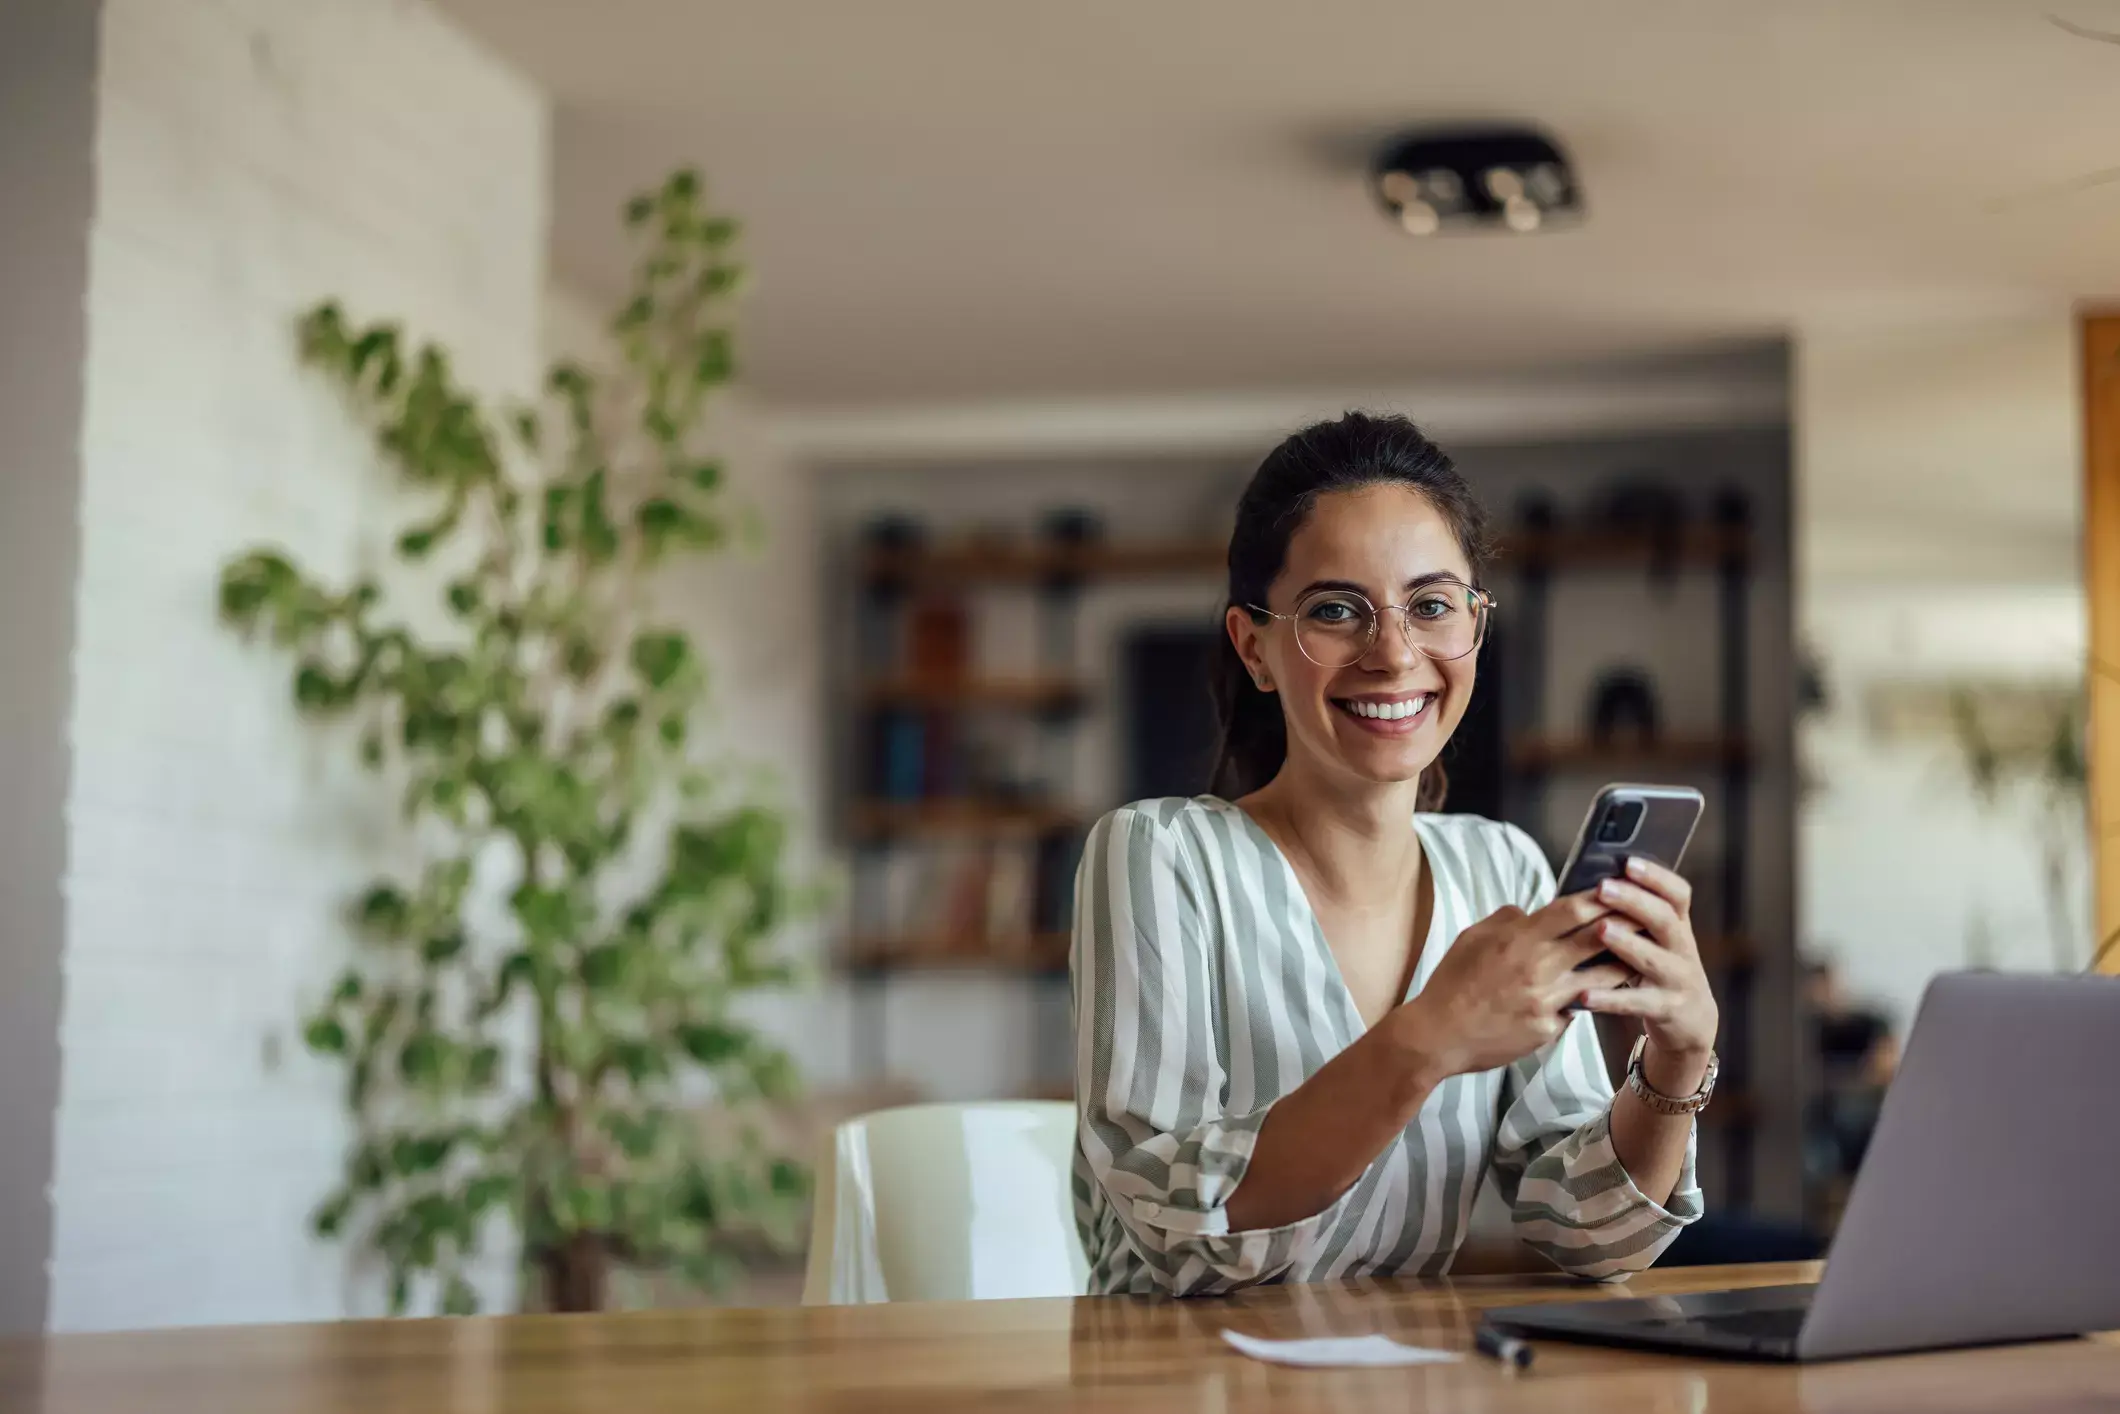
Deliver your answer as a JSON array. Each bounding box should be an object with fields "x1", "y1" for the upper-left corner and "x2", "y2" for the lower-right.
[{"x1": 1069, "y1": 795, "x2": 1702, "y2": 1296}]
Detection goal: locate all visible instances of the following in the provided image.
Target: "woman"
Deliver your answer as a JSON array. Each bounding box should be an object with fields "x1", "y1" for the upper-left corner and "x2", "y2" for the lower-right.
[{"x1": 1071, "y1": 413, "x2": 1719, "y2": 1297}]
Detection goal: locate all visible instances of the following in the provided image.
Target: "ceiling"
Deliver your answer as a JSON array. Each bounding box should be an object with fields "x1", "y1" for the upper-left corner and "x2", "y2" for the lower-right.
[{"x1": 438, "y1": 0, "x2": 2120, "y2": 407}]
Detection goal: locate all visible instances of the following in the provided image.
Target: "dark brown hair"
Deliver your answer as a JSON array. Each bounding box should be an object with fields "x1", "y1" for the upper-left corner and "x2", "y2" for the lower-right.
[{"x1": 1209, "y1": 412, "x2": 1491, "y2": 806}]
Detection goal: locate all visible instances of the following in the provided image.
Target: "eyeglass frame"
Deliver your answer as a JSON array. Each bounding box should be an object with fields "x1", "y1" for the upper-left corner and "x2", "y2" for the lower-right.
[{"x1": 1244, "y1": 578, "x2": 1499, "y2": 668}]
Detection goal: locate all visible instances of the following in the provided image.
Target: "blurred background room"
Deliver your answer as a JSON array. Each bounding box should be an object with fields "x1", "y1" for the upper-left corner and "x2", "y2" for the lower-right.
[{"x1": 4, "y1": 0, "x2": 2119, "y2": 1332}]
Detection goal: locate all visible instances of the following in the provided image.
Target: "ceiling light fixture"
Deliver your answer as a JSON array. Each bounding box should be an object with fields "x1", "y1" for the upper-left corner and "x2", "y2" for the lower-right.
[{"x1": 1370, "y1": 126, "x2": 1583, "y2": 237}]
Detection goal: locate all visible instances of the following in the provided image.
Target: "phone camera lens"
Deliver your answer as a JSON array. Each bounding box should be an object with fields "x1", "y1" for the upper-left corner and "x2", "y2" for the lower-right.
[{"x1": 1596, "y1": 799, "x2": 1645, "y2": 845}]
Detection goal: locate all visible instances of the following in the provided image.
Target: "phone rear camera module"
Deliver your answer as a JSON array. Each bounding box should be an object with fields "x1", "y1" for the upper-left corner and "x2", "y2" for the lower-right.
[{"x1": 1595, "y1": 799, "x2": 1645, "y2": 845}]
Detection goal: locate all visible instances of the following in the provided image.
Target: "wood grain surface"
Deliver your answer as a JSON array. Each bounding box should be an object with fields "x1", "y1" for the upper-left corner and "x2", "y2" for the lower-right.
[{"x1": 4, "y1": 1262, "x2": 2117, "y2": 1413}]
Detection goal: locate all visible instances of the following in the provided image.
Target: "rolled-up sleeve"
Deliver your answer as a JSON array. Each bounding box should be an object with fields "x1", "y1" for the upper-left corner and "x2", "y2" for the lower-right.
[
  {"x1": 1486, "y1": 820, "x2": 1703, "y2": 1279},
  {"x1": 1492, "y1": 1013, "x2": 1703, "y2": 1278},
  {"x1": 1071, "y1": 806, "x2": 1351, "y2": 1295}
]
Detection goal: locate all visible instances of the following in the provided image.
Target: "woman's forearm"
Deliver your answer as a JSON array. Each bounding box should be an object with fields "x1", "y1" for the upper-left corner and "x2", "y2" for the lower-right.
[
  {"x1": 1607, "y1": 1043, "x2": 1711, "y2": 1207},
  {"x1": 1223, "y1": 1005, "x2": 1444, "y2": 1233}
]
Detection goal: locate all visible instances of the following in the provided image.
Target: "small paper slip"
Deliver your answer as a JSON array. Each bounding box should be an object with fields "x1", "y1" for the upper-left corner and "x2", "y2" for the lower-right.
[{"x1": 1219, "y1": 1328, "x2": 1463, "y2": 1368}]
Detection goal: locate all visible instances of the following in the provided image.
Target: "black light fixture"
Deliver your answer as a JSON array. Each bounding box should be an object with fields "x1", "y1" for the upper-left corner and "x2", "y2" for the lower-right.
[{"x1": 1370, "y1": 126, "x2": 1582, "y2": 237}]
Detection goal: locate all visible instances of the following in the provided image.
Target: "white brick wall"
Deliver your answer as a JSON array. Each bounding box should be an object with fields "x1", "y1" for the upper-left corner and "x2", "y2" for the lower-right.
[{"x1": 49, "y1": 0, "x2": 548, "y2": 1332}]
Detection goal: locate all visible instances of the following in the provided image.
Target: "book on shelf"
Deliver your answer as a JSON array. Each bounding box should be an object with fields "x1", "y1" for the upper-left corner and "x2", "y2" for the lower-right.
[{"x1": 859, "y1": 837, "x2": 1051, "y2": 959}]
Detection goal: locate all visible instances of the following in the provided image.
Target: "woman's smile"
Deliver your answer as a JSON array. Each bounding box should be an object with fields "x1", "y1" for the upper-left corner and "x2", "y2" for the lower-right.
[{"x1": 1331, "y1": 689, "x2": 1438, "y2": 735}]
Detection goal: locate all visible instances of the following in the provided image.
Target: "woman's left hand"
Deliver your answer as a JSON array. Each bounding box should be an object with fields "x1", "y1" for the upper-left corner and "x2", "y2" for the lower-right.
[{"x1": 1575, "y1": 857, "x2": 1719, "y2": 1080}]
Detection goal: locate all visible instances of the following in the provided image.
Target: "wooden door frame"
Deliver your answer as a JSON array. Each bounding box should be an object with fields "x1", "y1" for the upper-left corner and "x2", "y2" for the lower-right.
[{"x1": 2081, "y1": 314, "x2": 2120, "y2": 971}]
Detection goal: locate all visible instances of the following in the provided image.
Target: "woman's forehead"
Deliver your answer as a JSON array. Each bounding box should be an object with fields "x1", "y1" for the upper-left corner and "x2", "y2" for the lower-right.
[{"x1": 1279, "y1": 485, "x2": 1470, "y2": 587}]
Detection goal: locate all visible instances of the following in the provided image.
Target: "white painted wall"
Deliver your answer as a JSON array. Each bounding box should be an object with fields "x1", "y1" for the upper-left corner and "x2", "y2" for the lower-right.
[
  {"x1": 0, "y1": 0, "x2": 101, "y2": 1337},
  {"x1": 47, "y1": 0, "x2": 547, "y2": 1332},
  {"x1": 1795, "y1": 315, "x2": 2087, "y2": 1030}
]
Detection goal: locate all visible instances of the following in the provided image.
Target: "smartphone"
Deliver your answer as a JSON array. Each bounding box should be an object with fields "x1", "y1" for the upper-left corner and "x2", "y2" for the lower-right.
[{"x1": 1555, "y1": 783, "x2": 1703, "y2": 971}]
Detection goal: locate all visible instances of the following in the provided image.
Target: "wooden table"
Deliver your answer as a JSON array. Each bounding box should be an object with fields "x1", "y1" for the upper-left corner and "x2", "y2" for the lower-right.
[{"x1": 5, "y1": 1263, "x2": 2118, "y2": 1413}]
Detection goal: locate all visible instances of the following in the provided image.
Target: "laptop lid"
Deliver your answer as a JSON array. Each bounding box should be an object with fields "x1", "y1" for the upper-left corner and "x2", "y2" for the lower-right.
[{"x1": 1799, "y1": 971, "x2": 2120, "y2": 1360}]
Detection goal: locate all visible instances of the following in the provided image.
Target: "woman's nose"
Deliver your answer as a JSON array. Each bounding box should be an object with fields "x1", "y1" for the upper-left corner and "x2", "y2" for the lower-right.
[{"x1": 1362, "y1": 606, "x2": 1425, "y2": 668}]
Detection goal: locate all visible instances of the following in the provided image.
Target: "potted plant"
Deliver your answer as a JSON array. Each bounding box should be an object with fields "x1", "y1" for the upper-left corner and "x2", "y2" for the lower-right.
[{"x1": 220, "y1": 170, "x2": 813, "y2": 1315}]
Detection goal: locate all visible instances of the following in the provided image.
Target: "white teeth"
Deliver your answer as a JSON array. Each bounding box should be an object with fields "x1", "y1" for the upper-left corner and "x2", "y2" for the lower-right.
[{"x1": 1343, "y1": 695, "x2": 1433, "y2": 721}]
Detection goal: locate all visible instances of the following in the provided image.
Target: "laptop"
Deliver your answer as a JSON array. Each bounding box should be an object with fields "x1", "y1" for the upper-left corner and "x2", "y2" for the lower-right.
[{"x1": 1483, "y1": 971, "x2": 2120, "y2": 1362}]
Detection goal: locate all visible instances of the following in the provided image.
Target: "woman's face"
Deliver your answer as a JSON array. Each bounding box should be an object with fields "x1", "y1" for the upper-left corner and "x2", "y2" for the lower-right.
[{"x1": 1227, "y1": 484, "x2": 1479, "y2": 791}]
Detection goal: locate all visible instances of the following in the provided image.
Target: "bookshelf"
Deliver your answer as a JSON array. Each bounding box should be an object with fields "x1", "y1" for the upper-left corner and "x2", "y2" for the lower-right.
[{"x1": 839, "y1": 522, "x2": 1227, "y2": 1093}]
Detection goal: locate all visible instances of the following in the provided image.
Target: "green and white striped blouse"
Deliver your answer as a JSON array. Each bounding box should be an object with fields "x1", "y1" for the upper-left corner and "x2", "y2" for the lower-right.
[{"x1": 1070, "y1": 795, "x2": 1702, "y2": 1296}]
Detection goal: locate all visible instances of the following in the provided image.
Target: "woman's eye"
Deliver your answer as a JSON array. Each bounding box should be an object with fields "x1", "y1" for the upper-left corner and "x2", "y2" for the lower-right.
[
  {"x1": 1410, "y1": 595, "x2": 1457, "y2": 620},
  {"x1": 1305, "y1": 598, "x2": 1364, "y2": 624}
]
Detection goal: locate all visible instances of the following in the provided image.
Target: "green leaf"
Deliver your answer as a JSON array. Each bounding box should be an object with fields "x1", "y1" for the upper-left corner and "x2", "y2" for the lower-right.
[
  {"x1": 601, "y1": 1110, "x2": 664, "y2": 1160},
  {"x1": 542, "y1": 483, "x2": 575, "y2": 552},
  {"x1": 692, "y1": 330, "x2": 735, "y2": 386},
  {"x1": 465, "y1": 1173, "x2": 514, "y2": 1216},
  {"x1": 484, "y1": 951, "x2": 534, "y2": 1015},
  {"x1": 397, "y1": 526, "x2": 440, "y2": 558},
  {"x1": 294, "y1": 662, "x2": 339, "y2": 710},
  {"x1": 683, "y1": 461, "x2": 723, "y2": 492},
  {"x1": 445, "y1": 580, "x2": 481, "y2": 617},
  {"x1": 467, "y1": 1043, "x2": 502, "y2": 1087},
  {"x1": 400, "y1": 1031, "x2": 449, "y2": 1085},
  {"x1": 512, "y1": 407, "x2": 541, "y2": 450},
  {"x1": 624, "y1": 193, "x2": 656, "y2": 227},
  {"x1": 354, "y1": 885, "x2": 410, "y2": 938},
  {"x1": 350, "y1": 1143, "x2": 388, "y2": 1191},
  {"x1": 581, "y1": 944, "x2": 629, "y2": 990},
  {"x1": 630, "y1": 631, "x2": 690, "y2": 691},
  {"x1": 768, "y1": 1158, "x2": 807, "y2": 1199},
  {"x1": 441, "y1": 1274, "x2": 480, "y2": 1316},
  {"x1": 678, "y1": 1022, "x2": 747, "y2": 1067},
  {"x1": 658, "y1": 713, "x2": 687, "y2": 748},
  {"x1": 358, "y1": 729, "x2": 385, "y2": 769},
  {"x1": 303, "y1": 1016, "x2": 349, "y2": 1056},
  {"x1": 421, "y1": 931, "x2": 466, "y2": 965},
  {"x1": 561, "y1": 635, "x2": 601, "y2": 682},
  {"x1": 510, "y1": 885, "x2": 578, "y2": 946},
  {"x1": 330, "y1": 971, "x2": 363, "y2": 1005},
  {"x1": 579, "y1": 470, "x2": 619, "y2": 563},
  {"x1": 312, "y1": 1190, "x2": 353, "y2": 1238}
]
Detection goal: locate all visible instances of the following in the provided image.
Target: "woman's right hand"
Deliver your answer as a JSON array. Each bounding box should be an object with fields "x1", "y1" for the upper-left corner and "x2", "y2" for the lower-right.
[{"x1": 1393, "y1": 892, "x2": 1631, "y2": 1082}]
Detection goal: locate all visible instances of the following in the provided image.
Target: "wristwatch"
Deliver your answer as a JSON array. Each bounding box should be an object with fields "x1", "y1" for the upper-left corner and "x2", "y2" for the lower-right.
[{"x1": 1626, "y1": 1035, "x2": 1719, "y2": 1116}]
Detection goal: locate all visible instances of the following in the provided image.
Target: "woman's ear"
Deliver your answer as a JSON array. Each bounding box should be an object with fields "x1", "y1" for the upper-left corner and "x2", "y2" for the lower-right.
[{"x1": 1225, "y1": 604, "x2": 1275, "y2": 692}]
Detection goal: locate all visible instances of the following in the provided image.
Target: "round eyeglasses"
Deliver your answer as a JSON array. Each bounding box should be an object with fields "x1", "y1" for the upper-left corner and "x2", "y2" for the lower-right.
[{"x1": 1248, "y1": 580, "x2": 1496, "y2": 669}]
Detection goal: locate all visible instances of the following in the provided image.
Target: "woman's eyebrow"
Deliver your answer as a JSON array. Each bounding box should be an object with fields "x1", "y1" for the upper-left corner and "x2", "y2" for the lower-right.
[{"x1": 1293, "y1": 570, "x2": 1466, "y2": 598}]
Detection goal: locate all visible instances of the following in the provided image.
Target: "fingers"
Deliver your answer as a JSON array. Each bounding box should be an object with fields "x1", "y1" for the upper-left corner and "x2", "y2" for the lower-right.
[
  {"x1": 1594, "y1": 877, "x2": 1691, "y2": 954},
  {"x1": 1527, "y1": 890, "x2": 1614, "y2": 952},
  {"x1": 1545, "y1": 961, "x2": 1634, "y2": 1011},
  {"x1": 1621, "y1": 856, "x2": 1693, "y2": 913},
  {"x1": 1587, "y1": 919, "x2": 1673, "y2": 984},
  {"x1": 1578, "y1": 984, "x2": 1679, "y2": 1020},
  {"x1": 1573, "y1": 961, "x2": 1637, "y2": 995}
]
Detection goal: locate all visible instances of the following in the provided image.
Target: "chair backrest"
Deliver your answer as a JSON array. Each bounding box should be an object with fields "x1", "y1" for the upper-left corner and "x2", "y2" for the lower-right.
[{"x1": 800, "y1": 1100, "x2": 1087, "y2": 1304}]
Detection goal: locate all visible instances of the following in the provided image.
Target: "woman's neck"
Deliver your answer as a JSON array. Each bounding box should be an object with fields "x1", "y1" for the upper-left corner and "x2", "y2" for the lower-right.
[{"x1": 1240, "y1": 765, "x2": 1426, "y2": 907}]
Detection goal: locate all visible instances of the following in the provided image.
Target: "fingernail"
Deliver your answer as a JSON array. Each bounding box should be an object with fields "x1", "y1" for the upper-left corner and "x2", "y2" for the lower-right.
[
  {"x1": 1598, "y1": 879, "x2": 1622, "y2": 901},
  {"x1": 1602, "y1": 919, "x2": 1625, "y2": 940},
  {"x1": 1625, "y1": 857, "x2": 1649, "y2": 879}
]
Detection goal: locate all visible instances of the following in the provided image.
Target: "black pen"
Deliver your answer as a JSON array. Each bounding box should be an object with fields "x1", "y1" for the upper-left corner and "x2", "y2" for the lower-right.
[{"x1": 1474, "y1": 1324, "x2": 1535, "y2": 1370}]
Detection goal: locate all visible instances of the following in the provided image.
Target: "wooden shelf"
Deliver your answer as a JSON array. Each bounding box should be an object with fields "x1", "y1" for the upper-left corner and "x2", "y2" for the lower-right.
[
  {"x1": 845, "y1": 933, "x2": 1070, "y2": 974},
  {"x1": 859, "y1": 675, "x2": 1088, "y2": 712},
  {"x1": 848, "y1": 798, "x2": 1083, "y2": 840},
  {"x1": 861, "y1": 539, "x2": 1223, "y2": 587},
  {"x1": 1509, "y1": 736, "x2": 1754, "y2": 773},
  {"x1": 1496, "y1": 525, "x2": 1752, "y2": 570}
]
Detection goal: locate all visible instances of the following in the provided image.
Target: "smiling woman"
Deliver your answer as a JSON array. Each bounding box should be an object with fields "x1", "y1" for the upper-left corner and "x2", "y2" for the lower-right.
[{"x1": 1070, "y1": 413, "x2": 1720, "y2": 1297}]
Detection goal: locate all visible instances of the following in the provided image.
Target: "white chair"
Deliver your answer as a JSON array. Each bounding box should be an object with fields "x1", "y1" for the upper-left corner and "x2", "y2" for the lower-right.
[{"x1": 800, "y1": 1100, "x2": 1088, "y2": 1304}]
